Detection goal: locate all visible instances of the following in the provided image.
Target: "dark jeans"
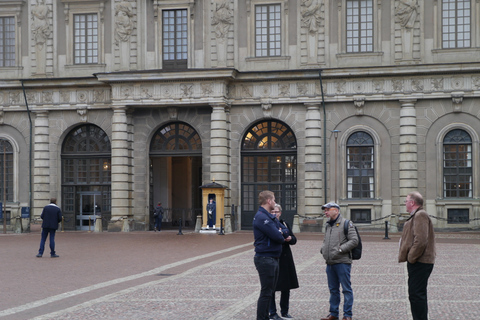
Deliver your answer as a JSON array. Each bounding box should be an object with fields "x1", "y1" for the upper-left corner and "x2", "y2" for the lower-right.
[
  {"x1": 38, "y1": 228, "x2": 57, "y2": 256},
  {"x1": 254, "y1": 256, "x2": 279, "y2": 320},
  {"x1": 407, "y1": 262, "x2": 434, "y2": 320},
  {"x1": 154, "y1": 216, "x2": 162, "y2": 231},
  {"x1": 269, "y1": 290, "x2": 290, "y2": 316}
]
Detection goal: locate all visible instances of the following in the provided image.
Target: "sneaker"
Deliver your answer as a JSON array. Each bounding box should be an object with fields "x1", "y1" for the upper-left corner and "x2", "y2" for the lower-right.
[
  {"x1": 51, "y1": 254, "x2": 60, "y2": 258},
  {"x1": 269, "y1": 314, "x2": 281, "y2": 320},
  {"x1": 36, "y1": 254, "x2": 42, "y2": 258},
  {"x1": 282, "y1": 314, "x2": 294, "y2": 319}
]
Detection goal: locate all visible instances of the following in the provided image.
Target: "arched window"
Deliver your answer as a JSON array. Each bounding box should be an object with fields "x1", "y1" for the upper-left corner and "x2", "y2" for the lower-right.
[
  {"x1": 241, "y1": 120, "x2": 297, "y2": 229},
  {"x1": 150, "y1": 122, "x2": 202, "y2": 155},
  {"x1": 61, "y1": 124, "x2": 111, "y2": 230},
  {"x1": 346, "y1": 131, "x2": 374, "y2": 199},
  {"x1": 0, "y1": 139, "x2": 13, "y2": 202},
  {"x1": 443, "y1": 129, "x2": 472, "y2": 198}
]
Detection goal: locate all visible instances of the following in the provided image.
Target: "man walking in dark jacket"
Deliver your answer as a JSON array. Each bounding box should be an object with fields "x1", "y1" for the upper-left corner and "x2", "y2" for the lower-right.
[
  {"x1": 253, "y1": 190, "x2": 291, "y2": 320},
  {"x1": 36, "y1": 198, "x2": 63, "y2": 258}
]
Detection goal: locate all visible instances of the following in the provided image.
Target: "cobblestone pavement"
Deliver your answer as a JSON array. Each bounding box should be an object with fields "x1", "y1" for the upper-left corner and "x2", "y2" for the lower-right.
[{"x1": 0, "y1": 229, "x2": 479, "y2": 320}]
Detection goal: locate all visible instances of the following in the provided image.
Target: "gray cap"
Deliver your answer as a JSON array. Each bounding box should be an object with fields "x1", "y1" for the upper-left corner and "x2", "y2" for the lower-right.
[{"x1": 322, "y1": 202, "x2": 340, "y2": 209}]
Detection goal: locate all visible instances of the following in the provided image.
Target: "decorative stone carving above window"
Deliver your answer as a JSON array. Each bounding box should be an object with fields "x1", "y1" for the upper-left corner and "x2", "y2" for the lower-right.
[
  {"x1": 153, "y1": 0, "x2": 195, "y2": 18},
  {"x1": 451, "y1": 92, "x2": 464, "y2": 113},
  {"x1": 354, "y1": 96, "x2": 365, "y2": 116}
]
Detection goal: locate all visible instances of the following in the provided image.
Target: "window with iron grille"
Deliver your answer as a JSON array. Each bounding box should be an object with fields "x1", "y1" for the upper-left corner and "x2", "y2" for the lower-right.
[
  {"x1": 346, "y1": 0, "x2": 373, "y2": 53},
  {"x1": 0, "y1": 139, "x2": 13, "y2": 202},
  {"x1": 442, "y1": 0, "x2": 471, "y2": 48},
  {"x1": 255, "y1": 4, "x2": 281, "y2": 57},
  {"x1": 0, "y1": 16, "x2": 15, "y2": 67},
  {"x1": 241, "y1": 120, "x2": 296, "y2": 229},
  {"x1": 61, "y1": 125, "x2": 111, "y2": 221},
  {"x1": 351, "y1": 209, "x2": 371, "y2": 224},
  {"x1": 447, "y1": 208, "x2": 469, "y2": 224},
  {"x1": 443, "y1": 129, "x2": 472, "y2": 198},
  {"x1": 347, "y1": 131, "x2": 374, "y2": 199},
  {"x1": 162, "y1": 9, "x2": 188, "y2": 70},
  {"x1": 74, "y1": 14, "x2": 98, "y2": 64}
]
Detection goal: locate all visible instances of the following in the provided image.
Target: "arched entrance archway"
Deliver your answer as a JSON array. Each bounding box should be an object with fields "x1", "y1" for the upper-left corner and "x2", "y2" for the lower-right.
[
  {"x1": 61, "y1": 124, "x2": 111, "y2": 230},
  {"x1": 241, "y1": 120, "x2": 297, "y2": 229},
  {"x1": 149, "y1": 122, "x2": 202, "y2": 229}
]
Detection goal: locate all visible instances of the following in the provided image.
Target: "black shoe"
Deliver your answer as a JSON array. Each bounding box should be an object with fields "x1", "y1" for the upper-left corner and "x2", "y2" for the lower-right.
[
  {"x1": 36, "y1": 254, "x2": 42, "y2": 258},
  {"x1": 51, "y1": 254, "x2": 59, "y2": 258},
  {"x1": 269, "y1": 314, "x2": 281, "y2": 320},
  {"x1": 282, "y1": 314, "x2": 294, "y2": 319}
]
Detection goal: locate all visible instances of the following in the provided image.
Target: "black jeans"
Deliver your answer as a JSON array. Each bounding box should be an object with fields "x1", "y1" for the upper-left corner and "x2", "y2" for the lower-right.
[
  {"x1": 254, "y1": 256, "x2": 279, "y2": 320},
  {"x1": 407, "y1": 261, "x2": 434, "y2": 320},
  {"x1": 269, "y1": 290, "x2": 290, "y2": 316}
]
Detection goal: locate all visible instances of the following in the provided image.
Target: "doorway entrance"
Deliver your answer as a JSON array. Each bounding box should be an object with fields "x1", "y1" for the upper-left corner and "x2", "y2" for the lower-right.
[
  {"x1": 77, "y1": 191, "x2": 102, "y2": 231},
  {"x1": 149, "y1": 122, "x2": 203, "y2": 230}
]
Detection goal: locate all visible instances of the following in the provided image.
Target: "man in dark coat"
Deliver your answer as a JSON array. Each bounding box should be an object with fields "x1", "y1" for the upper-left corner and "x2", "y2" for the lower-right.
[
  {"x1": 36, "y1": 198, "x2": 63, "y2": 258},
  {"x1": 269, "y1": 204, "x2": 299, "y2": 320},
  {"x1": 253, "y1": 190, "x2": 292, "y2": 320},
  {"x1": 153, "y1": 202, "x2": 164, "y2": 232}
]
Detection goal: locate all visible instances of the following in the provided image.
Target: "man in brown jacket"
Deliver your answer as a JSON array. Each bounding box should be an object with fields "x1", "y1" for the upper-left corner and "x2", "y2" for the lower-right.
[{"x1": 398, "y1": 191, "x2": 436, "y2": 320}]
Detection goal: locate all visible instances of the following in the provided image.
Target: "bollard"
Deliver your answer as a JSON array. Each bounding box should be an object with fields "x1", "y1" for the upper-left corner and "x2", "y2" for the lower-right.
[
  {"x1": 383, "y1": 220, "x2": 390, "y2": 240},
  {"x1": 219, "y1": 218, "x2": 224, "y2": 235},
  {"x1": 88, "y1": 216, "x2": 92, "y2": 232},
  {"x1": 177, "y1": 218, "x2": 183, "y2": 235},
  {"x1": 61, "y1": 216, "x2": 65, "y2": 232}
]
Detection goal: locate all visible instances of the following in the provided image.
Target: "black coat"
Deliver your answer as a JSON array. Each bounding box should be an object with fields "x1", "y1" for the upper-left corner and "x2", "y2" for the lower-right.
[
  {"x1": 41, "y1": 204, "x2": 62, "y2": 230},
  {"x1": 275, "y1": 219, "x2": 299, "y2": 291}
]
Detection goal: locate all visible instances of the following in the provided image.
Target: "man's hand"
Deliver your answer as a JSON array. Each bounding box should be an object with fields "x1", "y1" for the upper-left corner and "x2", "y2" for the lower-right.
[{"x1": 285, "y1": 236, "x2": 292, "y2": 242}]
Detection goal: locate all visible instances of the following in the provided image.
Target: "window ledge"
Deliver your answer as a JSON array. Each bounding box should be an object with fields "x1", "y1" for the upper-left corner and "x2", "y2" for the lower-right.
[
  {"x1": 432, "y1": 48, "x2": 480, "y2": 54},
  {"x1": 245, "y1": 56, "x2": 291, "y2": 62},
  {"x1": 336, "y1": 52, "x2": 384, "y2": 58}
]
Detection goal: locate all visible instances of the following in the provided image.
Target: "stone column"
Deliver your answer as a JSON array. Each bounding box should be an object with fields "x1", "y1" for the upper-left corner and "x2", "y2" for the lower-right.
[
  {"x1": 33, "y1": 111, "x2": 50, "y2": 217},
  {"x1": 304, "y1": 103, "x2": 323, "y2": 216},
  {"x1": 109, "y1": 106, "x2": 132, "y2": 231},
  {"x1": 399, "y1": 99, "x2": 418, "y2": 200},
  {"x1": 209, "y1": 103, "x2": 229, "y2": 186}
]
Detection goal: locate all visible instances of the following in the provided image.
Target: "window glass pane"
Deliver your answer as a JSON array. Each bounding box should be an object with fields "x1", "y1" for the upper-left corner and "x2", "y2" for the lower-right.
[
  {"x1": 0, "y1": 17, "x2": 15, "y2": 67},
  {"x1": 442, "y1": 0, "x2": 471, "y2": 48},
  {"x1": 347, "y1": 131, "x2": 374, "y2": 199},
  {"x1": 346, "y1": 0, "x2": 373, "y2": 53},
  {"x1": 73, "y1": 14, "x2": 98, "y2": 64},
  {"x1": 255, "y1": 4, "x2": 281, "y2": 57},
  {"x1": 443, "y1": 129, "x2": 472, "y2": 198},
  {"x1": 162, "y1": 9, "x2": 188, "y2": 69}
]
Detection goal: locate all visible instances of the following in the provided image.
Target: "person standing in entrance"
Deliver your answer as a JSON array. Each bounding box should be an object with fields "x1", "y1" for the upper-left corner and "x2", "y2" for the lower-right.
[
  {"x1": 36, "y1": 198, "x2": 63, "y2": 258},
  {"x1": 154, "y1": 202, "x2": 164, "y2": 232},
  {"x1": 320, "y1": 202, "x2": 358, "y2": 320},
  {"x1": 253, "y1": 190, "x2": 291, "y2": 320},
  {"x1": 206, "y1": 198, "x2": 216, "y2": 229},
  {"x1": 399, "y1": 191, "x2": 436, "y2": 320},
  {"x1": 269, "y1": 204, "x2": 298, "y2": 320}
]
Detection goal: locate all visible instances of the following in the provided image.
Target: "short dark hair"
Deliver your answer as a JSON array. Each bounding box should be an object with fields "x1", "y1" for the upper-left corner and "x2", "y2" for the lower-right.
[{"x1": 50, "y1": 198, "x2": 57, "y2": 204}]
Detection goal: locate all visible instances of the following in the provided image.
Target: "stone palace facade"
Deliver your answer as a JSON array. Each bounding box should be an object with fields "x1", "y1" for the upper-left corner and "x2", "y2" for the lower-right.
[{"x1": 1, "y1": 0, "x2": 480, "y2": 231}]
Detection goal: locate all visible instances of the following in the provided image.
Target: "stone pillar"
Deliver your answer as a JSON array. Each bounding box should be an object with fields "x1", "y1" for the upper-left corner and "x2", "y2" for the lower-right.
[
  {"x1": 109, "y1": 106, "x2": 132, "y2": 231},
  {"x1": 304, "y1": 103, "x2": 323, "y2": 216},
  {"x1": 399, "y1": 99, "x2": 418, "y2": 200},
  {"x1": 209, "y1": 103, "x2": 229, "y2": 186},
  {"x1": 33, "y1": 111, "x2": 50, "y2": 217}
]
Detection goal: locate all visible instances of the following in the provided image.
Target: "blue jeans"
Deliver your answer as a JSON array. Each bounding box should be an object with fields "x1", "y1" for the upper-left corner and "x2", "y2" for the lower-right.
[
  {"x1": 38, "y1": 228, "x2": 57, "y2": 256},
  {"x1": 154, "y1": 216, "x2": 162, "y2": 231},
  {"x1": 269, "y1": 290, "x2": 290, "y2": 316},
  {"x1": 326, "y1": 263, "x2": 353, "y2": 318},
  {"x1": 254, "y1": 256, "x2": 279, "y2": 320}
]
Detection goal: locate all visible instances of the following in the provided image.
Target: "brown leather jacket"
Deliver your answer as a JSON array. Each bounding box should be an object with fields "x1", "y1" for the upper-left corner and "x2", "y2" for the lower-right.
[{"x1": 398, "y1": 208, "x2": 436, "y2": 264}]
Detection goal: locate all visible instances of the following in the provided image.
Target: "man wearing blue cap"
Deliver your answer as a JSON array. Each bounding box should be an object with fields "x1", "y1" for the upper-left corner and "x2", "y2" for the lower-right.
[{"x1": 320, "y1": 202, "x2": 359, "y2": 320}]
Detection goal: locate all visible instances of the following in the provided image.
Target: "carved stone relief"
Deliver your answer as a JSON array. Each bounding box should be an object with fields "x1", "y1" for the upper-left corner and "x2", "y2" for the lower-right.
[
  {"x1": 451, "y1": 92, "x2": 464, "y2": 112},
  {"x1": 168, "y1": 107, "x2": 178, "y2": 120},
  {"x1": 77, "y1": 106, "x2": 88, "y2": 122},
  {"x1": 297, "y1": 82, "x2": 308, "y2": 96},
  {"x1": 180, "y1": 84, "x2": 193, "y2": 97},
  {"x1": 354, "y1": 96, "x2": 365, "y2": 116},
  {"x1": 31, "y1": 0, "x2": 51, "y2": 50},
  {"x1": 212, "y1": 0, "x2": 233, "y2": 39},
  {"x1": 114, "y1": 1, "x2": 134, "y2": 45},
  {"x1": 431, "y1": 78, "x2": 444, "y2": 91},
  {"x1": 42, "y1": 91, "x2": 53, "y2": 104},
  {"x1": 261, "y1": 100, "x2": 272, "y2": 118}
]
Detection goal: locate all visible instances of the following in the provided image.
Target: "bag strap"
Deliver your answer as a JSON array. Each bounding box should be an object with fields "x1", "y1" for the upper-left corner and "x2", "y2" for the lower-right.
[{"x1": 344, "y1": 219, "x2": 349, "y2": 239}]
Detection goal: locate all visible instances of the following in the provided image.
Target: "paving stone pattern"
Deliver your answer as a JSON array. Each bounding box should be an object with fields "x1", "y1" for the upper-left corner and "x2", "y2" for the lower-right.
[{"x1": 0, "y1": 231, "x2": 479, "y2": 320}]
